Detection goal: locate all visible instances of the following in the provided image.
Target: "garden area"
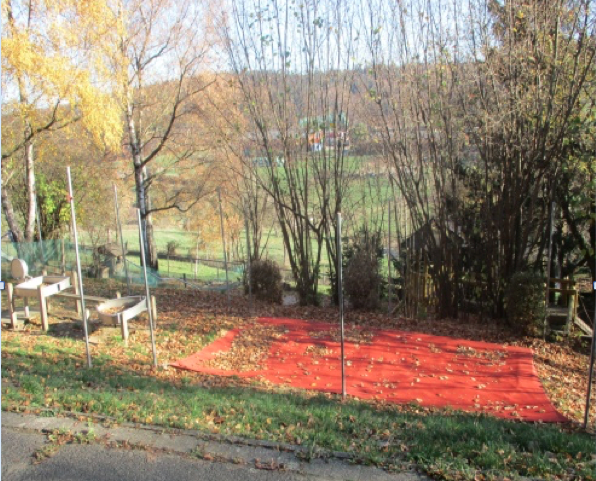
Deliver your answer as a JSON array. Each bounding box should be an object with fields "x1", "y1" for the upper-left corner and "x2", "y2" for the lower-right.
[
  {"x1": 3, "y1": 0, "x2": 596, "y2": 479},
  {"x1": 2, "y1": 278, "x2": 595, "y2": 480}
]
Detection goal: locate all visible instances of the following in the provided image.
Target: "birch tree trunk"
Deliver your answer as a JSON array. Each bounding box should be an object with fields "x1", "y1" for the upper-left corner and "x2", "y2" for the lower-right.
[
  {"x1": 1, "y1": 160, "x2": 24, "y2": 243},
  {"x1": 128, "y1": 106, "x2": 159, "y2": 271},
  {"x1": 24, "y1": 135, "x2": 36, "y2": 241}
]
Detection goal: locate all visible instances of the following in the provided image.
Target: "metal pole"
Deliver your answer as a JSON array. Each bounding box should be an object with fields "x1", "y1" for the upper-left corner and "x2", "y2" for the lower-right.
[
  {"x1": 544, "y1": 200, "x2": 555, "y2": 339},
  {"x1": 244, "y1": 208, "x2": 252, "y2": 313},
  {"x1": 584, "y1": 185, "x2": 596, "y2": 428},
  {"x1": 337, "y1": 212, "x2": 346, "y2": 399},
  {"x1": 137, "y1": 209, "x2": 158, "y2": 368},
  {"x1": 113, "y1": 185, "x2": 131, "y2": 296},
  {"x1": 66, "y1": 167, "x2": 92, "y2": 368},
  {"x1": 585, "y1": 292, "x2": 596, "y2": 428},
  {"x1": 217, "y1": 187, "x2": 230, "y2": 306},
  {"x1": 35, "y1": 195, "x2": 46, "y2": 265},
  {"x1": 406, "y1": 210, "x2": 411, "y2": 318},
  {"x1": 388, "y1": 201, "x2": 392, "y2": 315}
]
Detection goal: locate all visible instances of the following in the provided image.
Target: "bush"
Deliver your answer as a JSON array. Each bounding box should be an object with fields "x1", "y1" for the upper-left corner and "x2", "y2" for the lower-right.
[
  {"x1": 247, "y1": 259, "x2": 282, "y2": 304},
  {"x1": 504, "y1": 271, "x2": 546, "y2": 336},
  {"x1": 343, "y1": 229, "x2": 383, "y2": 310},
  {"x1": 166, "y1": 241, "x2": 180, "y2": 256}
]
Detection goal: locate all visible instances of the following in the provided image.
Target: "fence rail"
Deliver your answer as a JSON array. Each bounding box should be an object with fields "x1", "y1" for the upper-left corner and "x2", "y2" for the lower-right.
[{"x1": 1, "y1": 240, "x2": 335, "y2": 291}]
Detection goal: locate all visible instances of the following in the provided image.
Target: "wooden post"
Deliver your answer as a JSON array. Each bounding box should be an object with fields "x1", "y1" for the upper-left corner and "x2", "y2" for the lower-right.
[
  {"x1": 6, "y1": 283, "x2": 18, "y2": 329},
  {"x1": 561, "y1": 277, "x2": 570, "y2": 307},
  {"x1": 23, "y1": 297, "x2": 30, "y2": 319},
  {"x1": 183, "y1": 273, "x2": 187, "y2": 288},
  {"x1": 38, "y1": 285, "x2": 49, "y2": 331},
  {"x1": 71, "y1": 271, "x2": 82, "y2": 315},
  {"x1": 566, "y1": 288, "x2": 575, "y2": 335},
  {"x1": 41, "y1": 269, "x2": 51, "y2": 313},
  {"x1": 120, "y1": 314, "x2": 129, "y2": 342}
]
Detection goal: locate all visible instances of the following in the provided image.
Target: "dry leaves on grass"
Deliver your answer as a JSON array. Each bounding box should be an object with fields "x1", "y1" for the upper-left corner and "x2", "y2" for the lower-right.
[
  {"x1": 2, "y1": 282, "x2": 594, "y2": 424},
  {"x1": 203, "y1": 323, "x2": 286, "y2": 372},
  {"x1": 308, "y1": 326, "x2": 374, "y2": 344}
]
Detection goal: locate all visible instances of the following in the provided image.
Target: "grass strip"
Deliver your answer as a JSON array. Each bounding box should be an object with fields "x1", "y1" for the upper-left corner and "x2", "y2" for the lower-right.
[{"x1": 2, "y1": 336, "x2": 594, "y2": 481}]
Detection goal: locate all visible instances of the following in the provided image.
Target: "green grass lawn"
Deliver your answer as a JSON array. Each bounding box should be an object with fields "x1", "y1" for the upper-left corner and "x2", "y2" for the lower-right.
[
  {"x1": 158, "y1": 258, "x2": 244, "y2": 283},
  {"x1": 2, "y1": 331, "x2": 594, "y2": 481}
]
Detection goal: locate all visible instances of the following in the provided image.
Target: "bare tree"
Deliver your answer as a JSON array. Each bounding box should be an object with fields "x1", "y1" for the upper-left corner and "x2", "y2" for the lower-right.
[
  {"x1": 362, "y1": 0, "x2": 595, "y2": 317},
  {"x1": 362, "y1": 0, "x2": 469, "y2": 317},
  {"x1": 117, "y1": 0, "x2": 216, "y2": 269},
  {"x1": 220, "y1": 0, "x2": 362, "y2": 304}
]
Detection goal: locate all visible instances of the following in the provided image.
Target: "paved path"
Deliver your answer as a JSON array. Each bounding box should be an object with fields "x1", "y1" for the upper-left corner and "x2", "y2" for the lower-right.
[{"x1": 2, "y1": 412, "x2": 428, "y2": 481}]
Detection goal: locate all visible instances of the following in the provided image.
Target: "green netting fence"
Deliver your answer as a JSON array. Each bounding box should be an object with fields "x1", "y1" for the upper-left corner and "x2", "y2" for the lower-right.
[{"x1": 1, "y1": 240, "x2": 245, "y2": 291}]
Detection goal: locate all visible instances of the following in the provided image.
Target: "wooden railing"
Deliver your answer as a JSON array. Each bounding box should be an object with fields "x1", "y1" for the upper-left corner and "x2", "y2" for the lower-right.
[{"x1": 545, "y1": 277, "x2": 592, "y2": 336}]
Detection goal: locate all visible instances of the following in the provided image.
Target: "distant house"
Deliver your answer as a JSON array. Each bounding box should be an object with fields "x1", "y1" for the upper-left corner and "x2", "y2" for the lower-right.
[
  {"x1": 307, "y1": 130, "x2": 350, "y2": 152},
  {"x1": 307, "y1": 131, "x2": 324, "y2": 151},
  {"x1": 302, "y1": 113, "x2": 351, "y2": 153}
]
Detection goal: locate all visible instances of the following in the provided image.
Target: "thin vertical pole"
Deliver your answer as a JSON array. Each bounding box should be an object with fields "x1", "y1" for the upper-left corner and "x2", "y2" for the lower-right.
[
  {"x1": 217, "y1": 187, "x2": 230, "y2": 306},
  {"x1": 61, "y1": 238, "x2": 66, "y2": 274},
  {"x1": 66, "y1": 167, "x2": 92, "y2": 368},
  {"x1": 114, "y1": 185, "x2": 130, "y2": 296},
  {"x1": 337, "y1": 212, "x2": 346, "y2": 399},
  {"x1": 584, "y1": 185, "x2": 596, "y2": 429},
  {"x1": 544, "y1": 200, "x2": 555, "y2": 339},
  {"x1": 388, "y1": 201, "x2": 392, "y2": 315},
  {"x1": 244, "y1": 208, "x2": 252, "y2": 313},
  {"x1": 406, "y1": 210, "x2": 411, "y2": 318},
  {"x1": 35, "y1": 195, "x2": 46, "y2": 265},
  {"x1": 137, "y1": 209, "x2": 158, "y2": 368}
]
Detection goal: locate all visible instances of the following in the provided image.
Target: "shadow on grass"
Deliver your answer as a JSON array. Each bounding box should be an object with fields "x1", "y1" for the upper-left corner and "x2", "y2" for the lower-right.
[{"x1": 2, "y1": 340, "x2": 595, "y2": 481}]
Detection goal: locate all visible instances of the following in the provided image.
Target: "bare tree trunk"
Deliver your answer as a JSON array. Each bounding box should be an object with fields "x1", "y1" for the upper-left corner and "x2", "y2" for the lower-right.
[
  {"x1": 133, "y1": 161, "x2": 159, "y2": 271},
  {"x1": 1, "y1": 161, "x2": 24, "y2": 243},
  {"x1": 24, "y1": 136, "x2": 36, "y2": 241},
  {"x1": 117, "y1": 0, "x2": 213, "y2": 273}
]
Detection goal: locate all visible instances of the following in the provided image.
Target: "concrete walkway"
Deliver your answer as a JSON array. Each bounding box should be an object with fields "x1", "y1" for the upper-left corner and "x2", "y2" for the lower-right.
[{"x1": 2, "y1": 412, "x2": 428, "y2": 481}]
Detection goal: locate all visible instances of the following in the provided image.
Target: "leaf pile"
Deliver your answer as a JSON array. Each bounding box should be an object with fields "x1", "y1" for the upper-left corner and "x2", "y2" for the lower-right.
[
  {"x1": 203, "y1": 323, "x2": 286, "y2": 372},
  {"x1": 307, "y1": 326, "x2": 374, "y2": 344},
  {"x1": 2, "y1": 278, "x2": 595, "y2": 425}
]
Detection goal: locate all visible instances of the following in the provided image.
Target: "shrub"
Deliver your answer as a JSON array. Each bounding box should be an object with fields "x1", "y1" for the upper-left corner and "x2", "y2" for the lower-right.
[
  {"x1": 166, "y1": 241, "x2": 180, "y2": 256},
  {"x1": 504, "y1": 271, "x2": 546, "y2": 336},
  {"x1": 247, "y1": 259, "x2": 282, "y2": 304},
  {"x1": 343, "y1": 229, "x2": 383, "y2": 310}
]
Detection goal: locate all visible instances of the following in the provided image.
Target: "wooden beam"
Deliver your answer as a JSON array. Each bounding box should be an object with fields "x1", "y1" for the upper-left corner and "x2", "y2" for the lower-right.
[
  {"x1": 574, "y1": 316, "x2": 593, "y2": 336},
  {"x1": 6, "y1": 283, "x2": 18, "y2": 329},
  {"x1": 38, "y1": 285, "x2": 49, "y2": 331}
]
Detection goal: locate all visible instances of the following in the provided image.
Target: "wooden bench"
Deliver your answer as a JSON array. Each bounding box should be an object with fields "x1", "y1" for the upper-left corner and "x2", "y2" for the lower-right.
[
  {"x1": 6, "y1": 270, "x2": 158, "y2": 336},
  {"x1": 53, "y1": 292, "x2": 109, "y2": 303}
]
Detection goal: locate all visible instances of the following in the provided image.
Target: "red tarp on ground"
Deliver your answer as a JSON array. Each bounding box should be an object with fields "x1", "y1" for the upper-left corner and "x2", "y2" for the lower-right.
[{"x1": 171, "y1": 317, "x2": 567, "y2": 423}]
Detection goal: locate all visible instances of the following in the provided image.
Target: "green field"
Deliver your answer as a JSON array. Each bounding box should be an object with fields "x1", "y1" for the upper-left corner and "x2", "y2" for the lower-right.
[{"x1": 2, "y1": 154, "x2": 410, "y2": 288}]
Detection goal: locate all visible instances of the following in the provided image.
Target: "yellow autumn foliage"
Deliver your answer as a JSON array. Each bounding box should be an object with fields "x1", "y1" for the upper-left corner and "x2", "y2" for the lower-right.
[{"x1": 1, "y1": 0, "x2": 125, "y2": 151}]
